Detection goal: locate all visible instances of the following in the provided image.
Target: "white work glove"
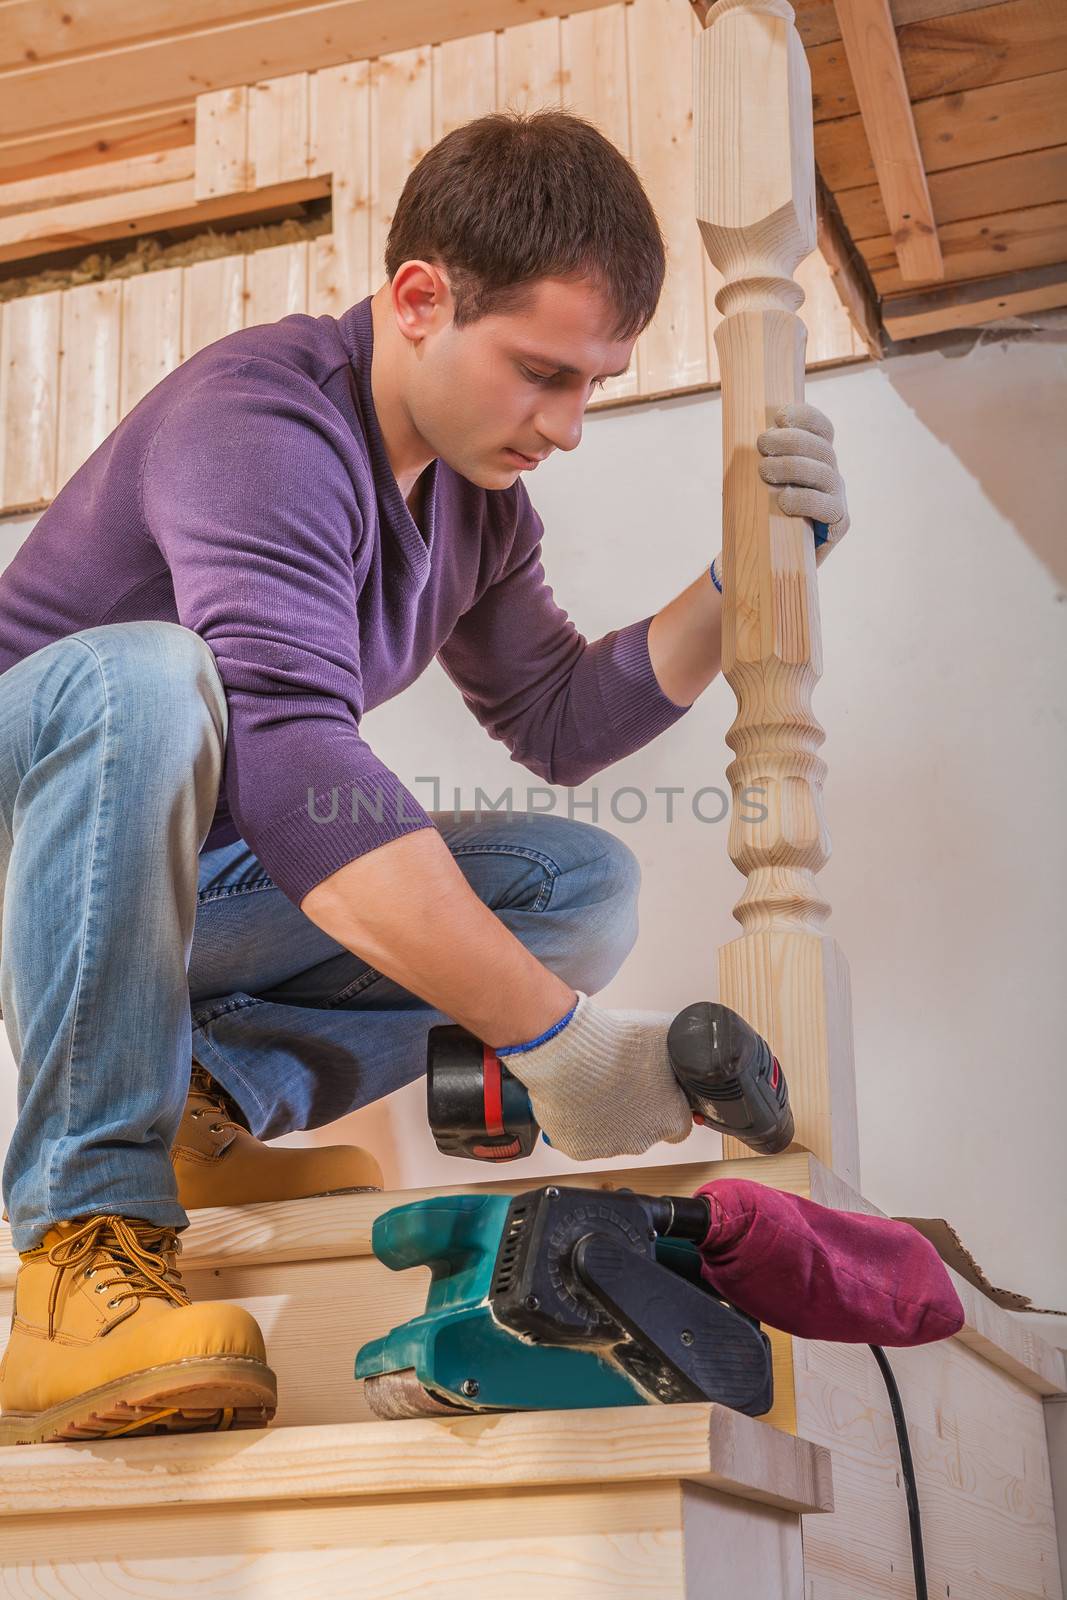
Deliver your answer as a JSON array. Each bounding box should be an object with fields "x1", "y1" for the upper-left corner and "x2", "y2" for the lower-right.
[
  {"x1": 709, "y1": 402, "x2": 850, "y2": 591},
  {"x1": 495, "y1": 991, "x2": 694, "y2": 1162}
]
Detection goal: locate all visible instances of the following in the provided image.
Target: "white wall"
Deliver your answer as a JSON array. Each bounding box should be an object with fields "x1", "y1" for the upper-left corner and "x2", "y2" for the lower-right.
[{"x1": 2, "y1": 327, "x2": 1065, "y2": 1347}]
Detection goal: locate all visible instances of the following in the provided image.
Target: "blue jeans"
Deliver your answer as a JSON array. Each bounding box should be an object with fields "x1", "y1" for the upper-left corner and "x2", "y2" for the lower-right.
[{"x1": 0, "y1": 622, "x2": 640, "y2": 1252}]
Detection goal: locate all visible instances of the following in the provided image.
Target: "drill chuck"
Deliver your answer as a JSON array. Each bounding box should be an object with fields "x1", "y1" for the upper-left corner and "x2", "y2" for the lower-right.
[{"x1": 666, "y1": 1002, "x2": 794, "y2": 1155}]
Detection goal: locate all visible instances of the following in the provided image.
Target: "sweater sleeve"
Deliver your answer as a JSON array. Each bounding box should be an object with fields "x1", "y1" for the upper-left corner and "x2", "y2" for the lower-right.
[
  {"x1": 436, "y1": 488, "x2": 691, "y2": 787},
  {"x1": 141, "y1": 360, "x2": 435, "y2": 907}
]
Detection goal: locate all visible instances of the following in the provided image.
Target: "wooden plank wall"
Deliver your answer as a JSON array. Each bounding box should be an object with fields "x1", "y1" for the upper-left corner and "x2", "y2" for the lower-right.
[{"x1": 0, "y1": 0, "x2": 866, "y2": 515}]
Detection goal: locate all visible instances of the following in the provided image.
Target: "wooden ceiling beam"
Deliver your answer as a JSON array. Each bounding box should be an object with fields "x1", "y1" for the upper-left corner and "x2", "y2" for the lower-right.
[
  {"x1": 882, "y1": 260, "x2": 1067, "y2": 339},
  {"x1": 829, "y1": 0, "x2": 942, "y2": 282},
  {"x1": 860, "y1": 198, "x2": 1067, "y2": 294}
]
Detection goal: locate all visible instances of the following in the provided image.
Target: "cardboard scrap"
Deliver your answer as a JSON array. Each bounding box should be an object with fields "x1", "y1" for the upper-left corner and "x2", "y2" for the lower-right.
[{"x1": 895, "y1": 1217, "x2": 1066, "y2": 1316}]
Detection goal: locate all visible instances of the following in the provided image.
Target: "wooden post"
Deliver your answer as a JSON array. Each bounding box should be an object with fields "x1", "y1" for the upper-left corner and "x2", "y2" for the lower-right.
[{"x1": 694, "y1": 0, "x2": 860, "y2": 1187}]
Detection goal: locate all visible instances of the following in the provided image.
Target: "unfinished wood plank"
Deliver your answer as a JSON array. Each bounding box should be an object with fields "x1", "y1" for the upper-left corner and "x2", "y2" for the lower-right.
[
  {"x1": 498, "y1": 16, "x2": 564, "y2": 112},
  {"x1": 0, "y1": 1, "x2": 615, "y2": 146},
  {"x1": 311, "y1": 61, "x2": 373, "y2": 308},
  {"x1": 0, "y1": 146, "x2": 193, "y2": 221},
  {"x1": 560, "y1": 5, "x2": 630, "y2": 158},
  {"x1": 181, "y1": 255, "x2": 246, "y2": 361},
  {"x1": 249, "y1": 72, "x2": 311, "y2": 189},
  {"x1": 830, "y1": 0, "x2": 943, "y2": 281},
  {"x1": 810, "y1": 0, "x2": 1067, "y2": 122},
  {"x1": 817, "y1": 66, "x2": 1067, "y2": 192},
  {"x1": 0, "y1": 1402, "x2": 832, "y2": 1519},
  {"x1": 1, "y1": 1, "x2": 621, "y2": 74},
  {"x1": 815, "y1": 173, "x2": 883, "y2": 358},
  {"x1": 796, "y1": 1332, "x2": 1061, "y2": 1599},
  {"x1": 692, "y1": 5, "x2": 726, "y2": 389},
  {"x1": 861, "y1": 197, "x2": 1067, "y2": 292},
  {"x1": 0, "y1": 290, "x2": 61, "y2": 511},
  {"x1": 120, "y1": 269, "x2": 183, "y2": 415},
  {"x1": 56, "y1": 280, "x2": 122, "y2": 489},
  {"x1": 700, "y1": 263, "x2": 726, "y2": 391},
  {"x1": 369, "y1": 47, "x2": 432, "y2": 286},
  {"x1": 796, "y1": 249, "x2": 868, "y2": 364},
  {"x1": 431, "y1": 33, "x2": 499, "y2": 141},
  {"x1": 194, "y1": 85, "x2": 250, "y2": 201},
  {"x1": 765, "y1": 0, "x2": 1027, "y2": 48},
  {"x1": 838, "y1": 143, "x2": 1067, "y2": 241},
  {"x1": 0, "y1": 106, "x2": 194, "y2": 188},
  {"x1": 628, "y1": 0, "x2": 710, "y2": 397},
  {"x1": 908, "y1": 61, "x2": 1067, "y2": 174},
  {"x1": 246, "y1": 240, "x2": 310, "y2": 325},
  {"x1": 561, "y1": 4, "x2": 640, "y2": 404},
  {"x1": 683, "y1": 1484, "x2": 806, "y2": 1598},
  {"x1": 0, "y1": 1486, "x2": 693, "y2": 1596},
  {"x1": 882, "y1": 260, "x2": 1067, "y2": 338},
  {"x1": 0, "y1": 173, "x2": 331, "y2": 268},
  {"x1": 0, "y1": 176, "x2": 197, "y2": 261},
  {"x1": 309, "y1": 232, "x2": 342, "y2": 317}
]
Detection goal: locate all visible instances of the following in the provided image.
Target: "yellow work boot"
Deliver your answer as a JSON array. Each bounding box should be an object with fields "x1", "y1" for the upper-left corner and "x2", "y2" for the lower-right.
[
  {"x1": 0, "y1": 1213, "x2": 277, "y2": 1445},
  {"x1": 172, "y1": 1063, "x2": 384, "y2": 1209}
]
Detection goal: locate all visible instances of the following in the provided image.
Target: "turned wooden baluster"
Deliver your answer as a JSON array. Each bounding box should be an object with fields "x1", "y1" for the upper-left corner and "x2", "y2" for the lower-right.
[{"x1": 694, "y1": 0, "x2": 859, "y2": 1185}]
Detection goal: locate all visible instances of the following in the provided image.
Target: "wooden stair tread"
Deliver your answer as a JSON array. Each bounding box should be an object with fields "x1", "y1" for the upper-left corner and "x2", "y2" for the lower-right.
[
  {"x1": 0, "y1": 1401, "x2": 833, "y2": 1520},
  {"x1": 0, "y1": 1155, "x2": 816, "y2": 1282}
]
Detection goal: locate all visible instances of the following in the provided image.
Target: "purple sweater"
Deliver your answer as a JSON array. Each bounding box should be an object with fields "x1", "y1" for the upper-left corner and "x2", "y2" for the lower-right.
[{"x1": 0, "y1": 295, "x2": 690, "y2": 906}]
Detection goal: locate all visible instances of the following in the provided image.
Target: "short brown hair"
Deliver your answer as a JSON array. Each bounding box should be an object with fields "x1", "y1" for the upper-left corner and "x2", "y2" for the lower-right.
[{"x1": 384, "y1": 109, "x2": 665, "y2": 340}]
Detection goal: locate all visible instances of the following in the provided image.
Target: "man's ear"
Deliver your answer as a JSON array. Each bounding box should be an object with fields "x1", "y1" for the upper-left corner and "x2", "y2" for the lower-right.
[{"x1": 390, "y1": 261, "x2": 452, "y2": 346}]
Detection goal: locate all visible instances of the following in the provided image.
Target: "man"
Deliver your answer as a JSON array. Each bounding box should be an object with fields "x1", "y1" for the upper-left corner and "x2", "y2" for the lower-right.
[{"x1": 0, "y1": 109, "x2": 849, "y2": 1443}]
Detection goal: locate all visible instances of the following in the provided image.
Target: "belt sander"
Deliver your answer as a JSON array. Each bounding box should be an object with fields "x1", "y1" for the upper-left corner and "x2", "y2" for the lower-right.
[{"x1": 354, "y1": 1183, "x2": 773, "y2": 1420}]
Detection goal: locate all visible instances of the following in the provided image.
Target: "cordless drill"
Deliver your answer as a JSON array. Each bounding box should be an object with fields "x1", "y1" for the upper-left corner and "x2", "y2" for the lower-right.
[{"x1": 426, "y1": 1001, "x2": 793, "y2": 1161}]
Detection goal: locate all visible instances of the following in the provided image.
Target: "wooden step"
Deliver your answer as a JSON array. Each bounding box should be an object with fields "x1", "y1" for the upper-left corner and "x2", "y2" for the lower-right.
[
  {"x1": 0, "y1": 1399, "x2": 832, "y2": 1516},
  {"x1": 0, "y1": 1402, "x2": 831, "y2": 1597}
]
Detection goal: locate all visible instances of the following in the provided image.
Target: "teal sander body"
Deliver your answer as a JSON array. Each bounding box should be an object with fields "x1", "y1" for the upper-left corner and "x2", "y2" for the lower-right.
[{"x1": 355, "y1": 1184, "x2": 773, "y2": 1420}]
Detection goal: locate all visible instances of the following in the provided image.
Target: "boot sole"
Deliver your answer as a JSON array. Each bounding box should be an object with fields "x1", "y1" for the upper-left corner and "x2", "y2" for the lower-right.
[{"x1": 0, "y1": 1354, "x2": 277, "y2": 1446}]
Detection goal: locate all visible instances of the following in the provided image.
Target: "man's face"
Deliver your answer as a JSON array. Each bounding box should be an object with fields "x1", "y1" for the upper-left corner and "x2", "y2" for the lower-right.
[{"x1": 401, "y1": 272, "x2": 636, "y2": 489}]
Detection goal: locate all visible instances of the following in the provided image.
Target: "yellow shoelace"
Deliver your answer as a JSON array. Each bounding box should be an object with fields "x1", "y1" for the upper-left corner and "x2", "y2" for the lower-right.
[{"x1": 45, "y1": 1213, "x2": 189, "y2": 1341}]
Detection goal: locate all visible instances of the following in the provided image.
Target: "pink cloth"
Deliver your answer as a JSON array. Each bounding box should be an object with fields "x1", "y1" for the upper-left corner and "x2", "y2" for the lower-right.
[{"x1": 695, "y1": 1178, "x2": 965, "y2": 1345}]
